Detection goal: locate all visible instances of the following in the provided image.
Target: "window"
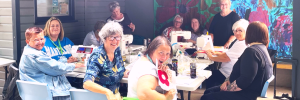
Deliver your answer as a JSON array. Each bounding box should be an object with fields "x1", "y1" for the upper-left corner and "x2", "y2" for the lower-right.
[{"x1": 34, "y1": 0, "x2": 76, "y2": 25}]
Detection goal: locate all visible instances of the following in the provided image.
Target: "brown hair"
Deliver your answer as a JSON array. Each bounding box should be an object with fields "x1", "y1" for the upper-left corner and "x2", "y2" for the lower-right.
[
  {"x1": 43, "y1": 17, "x2": 64, "y2": 40},
  {"x1": 25, "y1": 27, "x2": 43, "y2": 40},
  {"x1": 144, "y1": 36, "x2": 173, "y2": 58},
  {"x1": 94, "y1": 21, "x2": 106, "y2": 33},
  {"x1": 245, "y1": 21, "x2": 269, "y2": 46}
]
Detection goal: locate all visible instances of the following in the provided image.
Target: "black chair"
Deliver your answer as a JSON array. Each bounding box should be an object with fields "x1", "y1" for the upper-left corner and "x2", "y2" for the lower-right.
[{"x1": 2, "y1": 63, "x2": 22, "y2": 100}]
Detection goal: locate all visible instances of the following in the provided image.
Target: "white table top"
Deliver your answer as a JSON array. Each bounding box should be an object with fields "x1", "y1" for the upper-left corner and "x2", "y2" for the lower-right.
[
  {"x1": 0, "y1": 58, "x2": 16, "y2": 67},
  {"x1": 66, "y1": 70, "x2": 211, "y2": 91}
]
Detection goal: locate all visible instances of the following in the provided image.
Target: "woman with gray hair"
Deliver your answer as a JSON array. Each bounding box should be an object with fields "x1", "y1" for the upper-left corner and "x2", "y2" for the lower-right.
[
  {"x1": 162, "y1": 15, "x2": 184, "y2": 41},
  {"x1": 127, "y1": 36, "x2": 176, "y2": 100},
  {"x1": 205, "y1": 19, "x2": 249, "y2": 89},
  {"x1": 83, "y1": 22, "x2": 126, "y2": 100},
  {"x1": 107, "y1": 1, "x2": 135, "y2": 34}
]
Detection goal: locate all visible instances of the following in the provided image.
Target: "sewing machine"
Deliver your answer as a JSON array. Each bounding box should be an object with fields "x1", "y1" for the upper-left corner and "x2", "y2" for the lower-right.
[
  {"x1": 120, "y1": 34, "x2": 134, "y2": 56},
  {"x1": 170, "y1": 31, "x2": 193, "y2": 48},
  {"x1": 195, "y1": 35, "x2": 214, "y2": 59},
  {"x1": 71, "y1": 45, "x2": 97, "y2": 72}
]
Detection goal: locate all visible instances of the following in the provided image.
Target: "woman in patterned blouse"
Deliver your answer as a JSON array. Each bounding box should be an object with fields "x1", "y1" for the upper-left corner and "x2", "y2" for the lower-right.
[{"x1": 83, "y1": 21, "x2": 126, "y2": 100}]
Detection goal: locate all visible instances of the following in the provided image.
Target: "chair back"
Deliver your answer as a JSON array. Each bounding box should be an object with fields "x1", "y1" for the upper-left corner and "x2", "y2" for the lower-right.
[
  {"x1": 16, "y1": 80, "x2": 52, "y2": 100},
  {"x1": 69, "y1": 89, "x2": 108, "y2": 100},
  {"x1": 261, "y1": 75, "x2": 275, "y2": 98}
]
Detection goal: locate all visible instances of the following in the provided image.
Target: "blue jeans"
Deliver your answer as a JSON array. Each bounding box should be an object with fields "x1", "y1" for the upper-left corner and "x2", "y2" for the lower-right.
[{"x1": 53, "y1": 96, "x2": 71, "y2": 100}]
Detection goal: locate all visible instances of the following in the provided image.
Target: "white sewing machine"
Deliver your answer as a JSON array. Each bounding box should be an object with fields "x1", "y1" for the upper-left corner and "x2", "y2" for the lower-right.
[
  {"x1": 170, "y1": 31, "x2": 193, "y2": 48},
  {"x1": 196, "y1": 35, "x2": 214, "y2": 59},
  {"x1": 71, "y1": 45, "x2": 97, "y2": 72},
  {"x1": 120, "y1": 34, "x2": 134, "y2": 56}
]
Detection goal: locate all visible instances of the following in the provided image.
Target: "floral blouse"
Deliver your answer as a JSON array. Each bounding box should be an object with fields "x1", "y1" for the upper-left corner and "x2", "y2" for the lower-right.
[{"x1": 83, "y1": 44, "x2": 125, "y2": 94}]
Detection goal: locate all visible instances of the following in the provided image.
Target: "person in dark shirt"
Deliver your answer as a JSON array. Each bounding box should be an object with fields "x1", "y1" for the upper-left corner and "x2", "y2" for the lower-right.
[
  {"x1": 200, "y1": 21, "x2": 273, "y2": 100},
  {"x1": 209, "y1": 0, "x2": 240, "y2": 48},
  {"x1": 107, "y1": 1, "x2": 135, "y2": 35}
]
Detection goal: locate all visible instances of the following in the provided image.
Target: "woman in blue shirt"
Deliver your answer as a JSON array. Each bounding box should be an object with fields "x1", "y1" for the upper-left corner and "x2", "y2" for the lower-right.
[
  {"x1": 83, "y1": 21, "x2": 126, "y2": 100},
  {"x1": 41, "y1": 17, "x2": 77, "y2": 63}
]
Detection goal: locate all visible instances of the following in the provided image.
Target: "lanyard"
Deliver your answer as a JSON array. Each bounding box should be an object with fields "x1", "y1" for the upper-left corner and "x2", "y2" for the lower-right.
[
  {"x1": 146, "y1": 54, "x2": 155, "y2": 65},
  {"x1": 50, "y1": 38, "x2": 64, "y2": 55}
]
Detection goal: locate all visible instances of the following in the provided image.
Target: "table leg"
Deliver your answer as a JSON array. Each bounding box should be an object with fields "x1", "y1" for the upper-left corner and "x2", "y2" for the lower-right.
[
  {"x1": 188, "y1": 91, "x2": 191, "y2": 100},
  {"x1": 178, "y1": 90, "x2": 184, "y2": 100},
  {"x1": 4, "y1": 66, "x2": 8, "y2": 81}
]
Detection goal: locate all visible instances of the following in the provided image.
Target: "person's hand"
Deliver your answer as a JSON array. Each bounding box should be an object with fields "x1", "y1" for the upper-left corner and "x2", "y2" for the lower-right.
[
  {"x1": 165, "y1": 89, "x2": 176, "y2": 100},
  {"x1": 67, "y1": 56, "x2": 78, "y2": 63},
  {"x1": 75, "y1": 63, "x2": 85, "y2": 68},
  {"x1": 128, "y1": 23, "x2": 135, "y2": 32},
  {"x1": 220, "y1": 81, "x2": 230, "y2": 91},
  {"x1": 224, "y1": 42, "x2": 230, "y2": 49},
  {"x1": 105, "y1": 90, "x2": 117, "y2": 100}
]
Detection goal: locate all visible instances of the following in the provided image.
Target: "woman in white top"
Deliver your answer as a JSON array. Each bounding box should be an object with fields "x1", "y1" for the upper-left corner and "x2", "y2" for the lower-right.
[
  {"x1": 205, "y1": 19, "x2": 249, "y2": 89},
  {"x1": 83, "y1": 21, "x2": 105, "y2": 46},
  {"x1": 127, "y1": 36, "x2": 176, "y2": 100}
]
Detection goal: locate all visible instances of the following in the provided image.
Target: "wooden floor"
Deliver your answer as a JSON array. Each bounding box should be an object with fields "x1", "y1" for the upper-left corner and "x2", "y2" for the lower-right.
[{"x1": 178, "y1": 85, "x2": 292, "y2": 100}]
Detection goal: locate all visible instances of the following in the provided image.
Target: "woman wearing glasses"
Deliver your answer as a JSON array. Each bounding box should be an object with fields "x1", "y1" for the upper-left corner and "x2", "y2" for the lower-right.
[
  {"x1": 83, "y1": 22, "x2": 126, "y2": 100},
  {"x1": 162, "y1": 15, "x2": 184, "y2": 41}
]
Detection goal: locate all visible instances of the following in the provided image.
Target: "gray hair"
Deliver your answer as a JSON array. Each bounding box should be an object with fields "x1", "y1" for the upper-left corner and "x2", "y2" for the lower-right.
[
  {"x1": 144, "y1": 36, "x2": 173, "y2": 58},
  {"x1": 109, "y1": 1, "x2": 120, "y2": 12},
  {"x1": 98, "y1": 21, "x2": 123, "y2": 41},
  {"x1": 173, "y1": 15, "x2": 183, "y2": 23},
  {"x1": 220, "y1": 0, "x2": 231, "y2": 5},
  {"x1": 232, "y1": 19, "x2": 249, "y2": 32}
]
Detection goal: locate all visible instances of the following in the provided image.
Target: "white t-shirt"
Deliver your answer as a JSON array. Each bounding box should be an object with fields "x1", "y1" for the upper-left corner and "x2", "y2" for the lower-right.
[
  {"x1": 219, "y1": 40, "x2": 247, "y2": 78},
  {"x1": 127, "y1": 58, "x2": 177, "y2": 99},
  {"x1": 127, "y1": 58, "x2": 158, "y2": 98}
]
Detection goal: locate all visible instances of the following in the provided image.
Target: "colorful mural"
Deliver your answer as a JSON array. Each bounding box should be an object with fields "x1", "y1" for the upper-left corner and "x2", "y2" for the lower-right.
[{"x1": 154, "y1": 0, "x2": 293, "y2": 58}]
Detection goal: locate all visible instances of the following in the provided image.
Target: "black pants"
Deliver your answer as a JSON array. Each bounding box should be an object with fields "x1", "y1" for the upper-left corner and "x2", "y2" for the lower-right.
[
  {"x1": 201, "y1": 86, "x2": 257, "y2": 100},
  {"x1": 205, "y1": 70, "x2": 226, "y2": 89}
]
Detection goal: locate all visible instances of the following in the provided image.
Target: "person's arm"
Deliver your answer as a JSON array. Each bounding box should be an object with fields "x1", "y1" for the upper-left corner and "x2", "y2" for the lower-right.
[
  {"x1": 186, "y1": 39, "x2": 196, "y2": 44},
  {"x1": 137, "y1": 75, "x2": 174, "y2": 100},
  {"x1": 31, "y1": 53, "x2": 77, "y2": 76},
  {"x1": 224, "y1": 35, "x2": 236, "y2": 49},
  {"x1": 231, "y1": 48, "x2": 259, "y2": 91},
  {"x1": 83, "y1": 54, "x2": 117, "y2": 99},
  {"x1": 206, "y1": 50, "x2": 230, "y2": 62}
]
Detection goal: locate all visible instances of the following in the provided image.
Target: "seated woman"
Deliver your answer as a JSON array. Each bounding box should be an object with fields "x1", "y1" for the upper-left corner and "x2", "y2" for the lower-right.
[
  {"x1": 201, "y1": 21, "x2": 273, "y2": 100},
  {"x1": 127, "y1": 36, "x2": 176, "y2": 100},
  {"x1": 83, "y1": 21, "x2": 106, "y2": 46},
  {"x1": 19, "y1": 27, "x2": 85, "y2": 100},
  {"x1": 42, "y1": 17, "x2": 77, "y2": 63},
  {"x1": 205, "y1": 19, "x2": 249, "y2": 89},
  {"x1": 186, "y1": 18, "x2": 208, "y2": 45},
  {"x1": 107, "y1": 1, "x2": 135, "y2": 34},
  {"x1": 83, "y1": 22, "x2": 127, "y2": 100},
  {"x1": 162, "y1": 15, "x2": 183, "y2": 42}
]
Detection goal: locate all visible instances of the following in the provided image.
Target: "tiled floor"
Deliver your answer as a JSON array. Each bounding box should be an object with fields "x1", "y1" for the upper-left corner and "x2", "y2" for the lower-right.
[{"x1": 177, "y1": 85, "x2": 292, "y2": 100}]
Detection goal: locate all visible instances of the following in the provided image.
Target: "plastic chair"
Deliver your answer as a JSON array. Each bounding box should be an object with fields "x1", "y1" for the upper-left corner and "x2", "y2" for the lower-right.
[
  {"x1": 261, "y1": 75, "x2": 275, "y2": 98},
  {"x1": 16, "y1": 80, "x2": 52, "y2": 100},
  {"x1": 69, "y1": 89, "x2": 108, "y2": 100}
]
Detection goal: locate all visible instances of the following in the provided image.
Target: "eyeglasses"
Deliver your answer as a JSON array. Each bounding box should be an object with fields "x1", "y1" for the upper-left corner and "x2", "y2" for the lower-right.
[
  {"x1": 107, "y1": 36, "x2": 122, "y2": 41},
  {"x1": 233, "y1": 29, "x2": 243, "y2": 33}
]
